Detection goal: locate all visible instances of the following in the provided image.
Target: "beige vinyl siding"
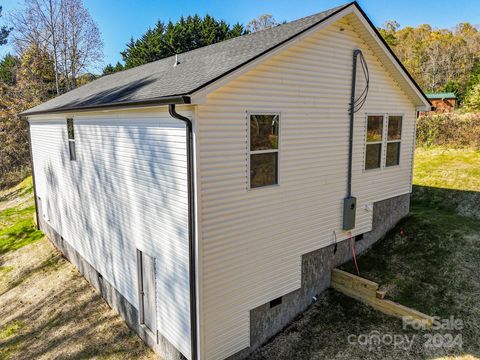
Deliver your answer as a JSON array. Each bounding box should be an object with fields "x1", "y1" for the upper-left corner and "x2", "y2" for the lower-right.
[
  {"x1": 29, "y1": 108, "x2": 193, "y2": 359},
  {"x1": 197, "y1": 17, "x2": 416, "y2": 359}
]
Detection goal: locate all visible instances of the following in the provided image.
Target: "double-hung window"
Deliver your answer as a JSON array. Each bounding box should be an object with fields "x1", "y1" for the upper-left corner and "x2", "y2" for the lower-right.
[
  {"x1": 365, "y1": 114, "x2": 402, "y2": 170},
  {"x1": 67, "y1": 118, "x2": 76, "y2": 161},
  {"x1": 365, "y1": 115, "x2": 383, "y2": 170},
  {"x1": 386, "y1": 115, "x2": 402, "y2": 167},
  {"x1": 249, "y1": 114, "x2": 280, "y2": 188}
]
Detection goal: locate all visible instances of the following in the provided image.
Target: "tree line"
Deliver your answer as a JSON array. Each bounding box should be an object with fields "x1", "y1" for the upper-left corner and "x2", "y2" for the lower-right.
[{"x1": 379, "y1": 20, "x2": 480, "y2": 108}]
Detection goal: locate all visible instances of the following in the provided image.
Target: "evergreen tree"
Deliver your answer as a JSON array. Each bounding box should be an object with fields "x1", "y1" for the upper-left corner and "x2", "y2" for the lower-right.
[
  {"x1": 0, "y1": 6, "x2": 11, "y2": 46},
  {"x1": 102, "y1": 63, "x2": 114, "y2": 75},
  {"x1": 103, "y1": 61, "x2": 124, "y2": 75},
  {"x1": 118, "y1": 15, "x2": 247, "y2": 70},
  {"x1": 0, "y1": 54, "x2": 20, "y2": 85}
]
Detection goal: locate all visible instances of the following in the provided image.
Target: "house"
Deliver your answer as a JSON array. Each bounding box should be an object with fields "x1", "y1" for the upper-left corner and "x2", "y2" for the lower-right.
[
  {"x1": 426, "y1": 92, "x2": 457, "y2": 111},
  {"x1": 21, "y1": 2, "x2": 431, "y2": 360}
]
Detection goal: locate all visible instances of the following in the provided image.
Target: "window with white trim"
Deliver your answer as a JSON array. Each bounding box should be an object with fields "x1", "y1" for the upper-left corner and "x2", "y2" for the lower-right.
[
  {"x1": 67, "y1": 118, "x2": 76, "y2": 161},
  {"x1": 386, "y1": 115, "x2": 402, "y2": 167},
  {"x1": 249, "y1": 114, "x2": 279, "y2": 188}
]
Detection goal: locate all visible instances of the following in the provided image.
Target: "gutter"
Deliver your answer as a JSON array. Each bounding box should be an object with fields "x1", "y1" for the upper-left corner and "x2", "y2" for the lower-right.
[
  {"x1": 20, "y1": 95, "x2": 191, "y2": 117},
  {"x1": 168, "y1": 104, "x2": 198, "y2": 360}
]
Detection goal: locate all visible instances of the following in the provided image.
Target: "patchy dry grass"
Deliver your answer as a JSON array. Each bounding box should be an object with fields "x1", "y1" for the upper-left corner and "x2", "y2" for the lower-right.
[{"x1": 0, "y1": 178, "x2": 156, "y2": 360}]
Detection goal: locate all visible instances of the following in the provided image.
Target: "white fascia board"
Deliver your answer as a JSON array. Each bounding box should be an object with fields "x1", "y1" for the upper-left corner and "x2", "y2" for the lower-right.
[{"x1": 24, "y1": 104, "x2": 196, "y2": 121}]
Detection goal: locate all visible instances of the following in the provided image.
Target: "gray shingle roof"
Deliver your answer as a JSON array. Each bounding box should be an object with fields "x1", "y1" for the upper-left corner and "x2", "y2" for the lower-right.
[{"x1": 22, "y1": 3, "x2": 351, "y2": 116}]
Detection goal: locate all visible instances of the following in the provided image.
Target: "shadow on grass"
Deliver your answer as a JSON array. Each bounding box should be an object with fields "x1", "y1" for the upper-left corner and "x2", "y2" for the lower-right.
[
  {"x1": 0, "y1": 177, "x2": 34, "y2": 203},
  {"x1": 412, "y1": 185, "x2": 480, "y2": 220},
  {"x1": 0, "y1": 250, "x2": 62, "y2": 297}
]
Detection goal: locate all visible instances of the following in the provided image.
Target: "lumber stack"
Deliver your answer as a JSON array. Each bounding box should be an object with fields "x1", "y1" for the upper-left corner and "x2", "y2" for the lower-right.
[{"x1": 331, "y1": 268, "x2": 434, "y2": 328}]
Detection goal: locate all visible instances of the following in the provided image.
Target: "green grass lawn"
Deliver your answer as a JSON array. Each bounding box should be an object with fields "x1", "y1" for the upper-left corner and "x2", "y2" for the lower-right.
[
  {"x1": 0, "y1": 177, "x2": 43, "y2": 255},
  {"x1": 413, "y1": 147, "x2": 480, "y2": 191}
]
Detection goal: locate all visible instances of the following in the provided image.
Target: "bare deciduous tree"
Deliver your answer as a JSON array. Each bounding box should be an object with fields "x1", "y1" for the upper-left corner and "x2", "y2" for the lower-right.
[
  {"x1": 10, "y1": 0, "x2": 103, "y2": 94},
  {"x1": 247, "y1": 14, "x2": 279, "y2": 33}
]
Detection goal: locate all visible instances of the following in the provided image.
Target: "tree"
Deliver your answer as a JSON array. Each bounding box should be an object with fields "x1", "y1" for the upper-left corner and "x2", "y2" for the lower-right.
[
  {"x1": 463, "y1": 82, "x2": 480, "y2": 111},
  {"x1": 378, "y1": 20, "x2": 399, "y2": 46},
  {"x1": 10, "y1": 0, "x2": 103, "y2": 94},
  {"x1": 0, "y1": 6, "x2": 11, "y2": 45},
  {"x1": 58, "y1": 0, "x2": 103, "y2": 90},
  {"x1": 103, "y1": 61, "x2": 124, "y2": 75},
  {"x1": 378, "y1": 21, "x2": 480, "y2": 100},
  {"x1": 119, "y1": 15, "x2": 247, "y2": 70},
  {"x1": 0, "y1": 46, "x2": 56, "y2": 187},
  {"x1": 0, "y1": 53, "x2": 20, "y2": 85},
  {"x1": 246, "y1": 14, "x2": 279, "y2": 33}
]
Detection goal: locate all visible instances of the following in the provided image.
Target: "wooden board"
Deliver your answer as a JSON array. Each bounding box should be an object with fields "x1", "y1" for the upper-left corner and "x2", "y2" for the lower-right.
[{"x1": 331, "y1": 269, "x2": 434, "y2": 329}]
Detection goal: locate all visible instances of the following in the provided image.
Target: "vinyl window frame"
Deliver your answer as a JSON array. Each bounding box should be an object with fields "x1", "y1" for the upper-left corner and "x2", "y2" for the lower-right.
[
  {"x1": 363, "y1": 113, "x2": 404, "y2": 171},
  {"x1": 364, "y1": 113, "x2": 384, "y2": 171},
  {"x1": 247, "y1": 112, "x2": 281, "y2": 190},
  {"x1": 66, "y1": 118, "x2": 76, "y2": 161},
  {"x1": 385, "y1": 114, "x2": 403, "y2": 167}
]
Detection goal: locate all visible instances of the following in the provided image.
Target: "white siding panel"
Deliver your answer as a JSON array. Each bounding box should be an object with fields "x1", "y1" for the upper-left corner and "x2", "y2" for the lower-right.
[
  {"x1": 29, "y1": 111, "x2": 192, "y2": 358},
  {"x1": 197, "y1": 17, "x2": 416, "y2": 359}
]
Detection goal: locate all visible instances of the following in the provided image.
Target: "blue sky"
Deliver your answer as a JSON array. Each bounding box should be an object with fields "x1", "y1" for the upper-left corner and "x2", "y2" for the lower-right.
[{"x1": 1, "y1": 0, "x2": 478, "y2": 70}]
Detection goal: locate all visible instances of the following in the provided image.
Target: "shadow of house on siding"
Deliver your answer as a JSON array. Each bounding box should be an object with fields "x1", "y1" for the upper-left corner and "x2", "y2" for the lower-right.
[
  {"x1": 42, "y1": 79, "x2": 191, "y2": 351},
  {"x1": 124, "y1": 123, "x2": 190, "y2": 341}
]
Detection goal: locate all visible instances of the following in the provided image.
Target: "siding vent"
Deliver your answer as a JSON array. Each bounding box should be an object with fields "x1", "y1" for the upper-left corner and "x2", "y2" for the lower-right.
[
  {"x1": 269, "y1": 296, "x2": 282, "y2": 308},
  {"x1": 355, "y1": 234, "x2": 364, "y2": 242}
]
